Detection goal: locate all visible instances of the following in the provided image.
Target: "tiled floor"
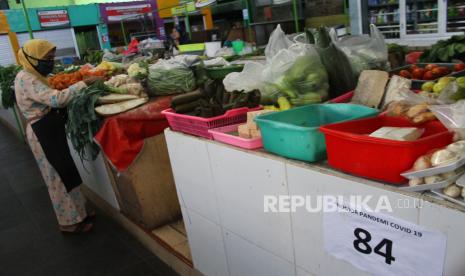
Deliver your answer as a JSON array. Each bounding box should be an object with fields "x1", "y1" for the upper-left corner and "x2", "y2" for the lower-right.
[{"x1": 0, "y1": 122, "x2": 179, "y2": 276}]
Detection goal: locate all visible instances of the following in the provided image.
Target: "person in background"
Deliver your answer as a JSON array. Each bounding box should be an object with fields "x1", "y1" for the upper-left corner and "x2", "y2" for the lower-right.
[
  {"x1": 15, "y1": 39, "x2": 102, "y2": 234},
  {"x1": 170, "y1": 27, "x2": 182, "y2": 47}
]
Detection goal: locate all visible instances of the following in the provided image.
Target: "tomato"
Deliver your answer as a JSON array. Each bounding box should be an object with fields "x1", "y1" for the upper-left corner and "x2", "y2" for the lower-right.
[
  {"x1": 455, "y1": 63, "x2": 465, "y2": 72},
  {"x1": 399, "y1": 70, "x2": 412, "y2": 79},
  {"x1": 423, "y1": 71, "x2": 436, "y2": 80},
  {"x1": 425, "y1": 64, "x2": 439, "y2": 71},
  {"x1": 432, "y1": 67, "x2": 450, "y2": 77},
  {"x1": 412, "y1": 68, "x2": 425, "y2": 79},
  {"x1": 410, "y1": 64, "x2": 419, "y2": 72}
]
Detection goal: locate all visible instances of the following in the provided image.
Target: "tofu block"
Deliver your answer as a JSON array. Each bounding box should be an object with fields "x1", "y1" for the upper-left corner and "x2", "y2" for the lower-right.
[
  {"x1": 247, "y1": 110, "x2": 274, "y2": 124},
  {"x1": 369, "y1": 127, "x2": 424, "y2": 141},
  {"x1": 238, "y1": 124, "x2": 251, "y2": 139},
  {"x1": 250, "y1": 129, "x2": 261, "y2": 138},
  {"x1": 352, "y1": 70, "x2": 389, "y2": 108},
  {"x1": 247, "y1": 122, "x2": 259, "y2": 131}
]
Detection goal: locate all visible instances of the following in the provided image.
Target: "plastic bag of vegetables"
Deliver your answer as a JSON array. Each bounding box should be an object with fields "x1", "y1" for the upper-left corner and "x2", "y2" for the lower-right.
[
  {"x1": 330, "y1": 24, "x2": 389, "y2": 77},
  {"x1": 308, "y1": 26, "x2": 356, "y2": 99},
  {"x1": 147, "y1": 59, "x2": 196, "y2": 96},
  {"x1": 261, "y1": 42, "x2": 329, "y2": 106}
]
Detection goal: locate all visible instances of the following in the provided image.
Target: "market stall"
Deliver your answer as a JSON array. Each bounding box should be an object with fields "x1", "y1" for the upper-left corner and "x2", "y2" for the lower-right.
[
  {"x1": 153, "y1": 24, "x2": 465, "y2": 276},
  {"x1": 164, "y1": 129, "x2": 465, "y2": 276},
  {"x1": 2, "y1": 6, "x2": 465, "y2": 273}
]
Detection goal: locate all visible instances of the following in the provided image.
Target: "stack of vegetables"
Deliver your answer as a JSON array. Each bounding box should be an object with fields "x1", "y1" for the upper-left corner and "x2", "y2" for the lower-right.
[
  {"x1": 96, "y1": 74, "x2": 148, "y2": 116},
  {"x1": 171, "y1": 79, "x2": 260, "y2": 118},
  {"x1": 48, "y1": 65, "x2": 108, "y2": 90},
  {"x1": 395, "y1": 63, "x2": 464, "y2": 80},
  {"x1": 66, "y1": 82, "x2": 109, "y2": 160},
  {"x1": 148, "y1": 59, "x2": 196, "y2": 96},
  {"x1": 420, "y1": 35, "x2": 465, "y2": 63},
  {"x1": 66, "y1": 74, "x2": 149, "y2": 160}
]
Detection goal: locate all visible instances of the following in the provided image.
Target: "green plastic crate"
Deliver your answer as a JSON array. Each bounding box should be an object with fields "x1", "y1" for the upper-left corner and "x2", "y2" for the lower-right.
[
  {"x1": 255, "y1": 104, "x2": 379, "y2": 162},
  {"x1": 178, "y1": 43, "x2": 205, "y2": 53}
]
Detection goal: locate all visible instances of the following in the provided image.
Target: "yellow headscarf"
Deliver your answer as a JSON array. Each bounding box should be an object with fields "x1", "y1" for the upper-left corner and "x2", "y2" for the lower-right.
[{"x1": 18, "y1": 39, "x2": 56, "y2": 84}]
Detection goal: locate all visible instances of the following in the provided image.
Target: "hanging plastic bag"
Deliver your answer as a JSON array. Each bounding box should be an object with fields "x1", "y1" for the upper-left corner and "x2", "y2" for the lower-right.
[
  {"x1": 223, "y1": 62, "x2": 265, "y2": 93},
  {"x1": 430, "y1": 100, "x2": 465, "y2": 139},
  {"x1": 308, "y1": 26, "x2": 356, "y2": 98},
  {"x1": 147, "y1": 59, "x2": 196, "y2": 96},
  {"x1": 330, "y1": 24, "x2": 389, "y2": 77},
  {"x1": 262, "y1": 42, "x2": 329, "y2": 106},
  {"x1": 264, "y1": 24, "x2": 293, "y2": 62},
  {"x1": 261, "y1": 25, "x2": 329, "y2": 105}
]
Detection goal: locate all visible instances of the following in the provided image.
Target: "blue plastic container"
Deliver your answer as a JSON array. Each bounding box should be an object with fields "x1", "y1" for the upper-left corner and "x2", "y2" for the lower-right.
[{"x1": 255, "y1": 103, "x2": 379, "y2": 162}]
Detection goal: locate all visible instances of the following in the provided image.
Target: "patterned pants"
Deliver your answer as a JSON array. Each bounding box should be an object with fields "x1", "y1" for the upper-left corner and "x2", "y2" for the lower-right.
[{"x1": 26, "y1": 124, "x2": 87, "y2": 226}]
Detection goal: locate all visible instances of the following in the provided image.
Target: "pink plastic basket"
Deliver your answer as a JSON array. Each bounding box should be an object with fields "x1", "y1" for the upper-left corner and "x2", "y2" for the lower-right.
[
  {"x1": 162, "y1": 106, "x2": 262, "y2": 139},
  {"x1": 208, "y1": 124, "x2": 263, "y2": 149}
]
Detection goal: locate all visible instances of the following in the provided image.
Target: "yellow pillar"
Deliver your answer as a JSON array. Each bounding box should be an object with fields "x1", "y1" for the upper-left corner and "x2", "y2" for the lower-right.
[
  {"x1": 157, "y1": 0, "x2": 179, "y2": 18},
  {"x1": 201, "y1": 7, "x2": 213, "y2": 30},
  {"x1": 0, "y1": 11, "x2": 20, "y2": 64}
]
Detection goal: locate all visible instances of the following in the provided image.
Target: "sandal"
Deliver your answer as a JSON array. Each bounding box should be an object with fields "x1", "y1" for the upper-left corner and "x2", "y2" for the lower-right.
[{"x1": 60, "y1": 221, "x2": 93, "y2": 234}]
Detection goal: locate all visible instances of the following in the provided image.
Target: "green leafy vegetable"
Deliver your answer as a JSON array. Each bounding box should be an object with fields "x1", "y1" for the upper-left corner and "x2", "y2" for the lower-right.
[
  {"x1": 66, "y1": 82, "x2": 109, "y2": 161},
  {"x1": 0, "y1": 65, "x2": 21, "y2": 109},
  {"x1": 420, "y1": 35, "x2": 465, "y2": 62}
]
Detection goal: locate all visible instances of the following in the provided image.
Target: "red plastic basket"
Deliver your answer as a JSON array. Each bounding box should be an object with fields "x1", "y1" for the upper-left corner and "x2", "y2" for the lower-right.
[
  {"x1": 162, "y1": 106, "x2": 262, "y2": 139},
  {"x1": 329, "y1": 91, "x2": 354, "y2": 103},
  {"x1": 320, "y1": 115, "x2": 453, "y2": 184}
]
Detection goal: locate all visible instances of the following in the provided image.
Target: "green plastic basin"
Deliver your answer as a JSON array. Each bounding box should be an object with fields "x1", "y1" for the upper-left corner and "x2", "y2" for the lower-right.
[{"x1": 255, "y1": 103, "x2": 379, "y2": 162}]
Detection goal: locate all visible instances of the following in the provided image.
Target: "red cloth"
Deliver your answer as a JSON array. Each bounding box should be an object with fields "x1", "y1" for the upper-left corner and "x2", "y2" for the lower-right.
[{"x1": 94, "y1": 96, "x2": 172, "y2": 172}]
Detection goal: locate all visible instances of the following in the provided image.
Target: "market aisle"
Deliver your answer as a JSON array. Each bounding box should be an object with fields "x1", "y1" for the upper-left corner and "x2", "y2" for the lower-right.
[{"x1": 0, "y1": 123, "x2": 179, "y2": 276}]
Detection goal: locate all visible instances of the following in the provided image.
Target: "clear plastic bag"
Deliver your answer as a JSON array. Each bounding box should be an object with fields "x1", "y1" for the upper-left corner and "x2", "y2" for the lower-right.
[
  {"x1": 262, "y1": 40, "x2": 329, "y2": 105},
  {"x1": 223, "y1": 61, "x2": 265, "y2": 93},
  {"x1": 147, "y1": 58, "x2": 196, "y2": 96},
  {"x1": 397, "y1": 82, "x2": 457, "y2": 105},
  {"x1": 430, "y1": 100, "x2": 465, "y2": 140},
  {"x1": 225, "y1": 24, "x2": 329, "y2": 104},
  {"x1": 264, "y1": 24, "x2": 292, "y2": 62},
  {"x1": 330, "y1": 24, "x2": 389, "y2": 77}
]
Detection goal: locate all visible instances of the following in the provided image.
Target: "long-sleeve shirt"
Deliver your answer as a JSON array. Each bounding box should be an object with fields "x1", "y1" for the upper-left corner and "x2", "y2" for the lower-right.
[{"x1": 15, "y1": 70, "x2": 86, "y2": 122}]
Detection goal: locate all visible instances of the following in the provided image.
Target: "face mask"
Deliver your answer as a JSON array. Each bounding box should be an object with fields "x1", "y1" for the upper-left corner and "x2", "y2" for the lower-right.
[
  {"x1": 22, "y1": 48, "x2": 55, "y2": 76},
  {"x1": 35, "y1": 59, "x2": 55, "y2": 76}
]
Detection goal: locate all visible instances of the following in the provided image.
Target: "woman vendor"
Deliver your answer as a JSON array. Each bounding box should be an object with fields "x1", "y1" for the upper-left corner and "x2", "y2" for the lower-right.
[{"x1": 15, "y1": 39, "x2": 102, "y2": 234}]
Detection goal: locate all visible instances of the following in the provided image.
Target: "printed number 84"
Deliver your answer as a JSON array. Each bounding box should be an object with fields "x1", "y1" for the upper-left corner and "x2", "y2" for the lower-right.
[{"x1": 353, "y1": 228, "x2": 396, "y2": 265}]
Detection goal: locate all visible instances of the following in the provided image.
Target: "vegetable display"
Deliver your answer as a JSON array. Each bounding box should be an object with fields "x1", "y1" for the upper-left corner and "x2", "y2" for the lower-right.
[
  {"x1": 147, "y1": 60, "x2": 196, "y2": 96},
  {"x1": 171, "y1": 79, "x2": 260, "y2": 118},
  {"x1": 0, "y1": 65, "x2": 21, "y2": 109},
  {"x1": 127, "y1": 62, "x2": 148, "y2": 80},
  {"x1": 49, "y1": 66, "x2": 108, "y2": 90},
  {"x1": 66, "y1": 82, "x2": 109, "y2": 161},
  {"x1": 395, "y1": 64, "x2": 454, "y2": 80},
  {"x1": 419, "y1": 35, "x2": 465, "y2": 63},
  {"x1": 48, "y1": 71, "x2": 83, "y2": 90}
]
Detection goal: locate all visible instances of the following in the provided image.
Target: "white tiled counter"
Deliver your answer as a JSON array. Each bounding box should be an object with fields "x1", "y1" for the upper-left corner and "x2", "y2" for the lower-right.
[{"x1": 165, "y1": 129, "x2": 465, "y2": 276}]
